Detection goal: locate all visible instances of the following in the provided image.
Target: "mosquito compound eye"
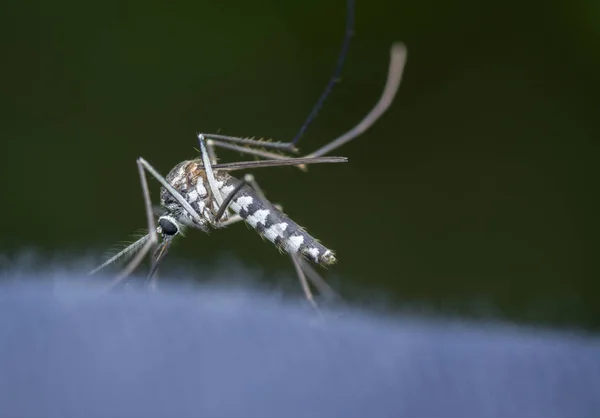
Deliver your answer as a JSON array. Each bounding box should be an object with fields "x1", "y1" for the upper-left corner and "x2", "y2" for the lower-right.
[{"x1": 158, "y1": 217, "x2": 179, "y2": 236}]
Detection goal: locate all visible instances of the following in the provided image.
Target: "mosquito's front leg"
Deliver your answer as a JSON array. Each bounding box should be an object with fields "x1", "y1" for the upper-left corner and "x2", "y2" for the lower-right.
[
  {"x1": 109, "y1": 158, "x2": 208, "y2": 287},
  {"x1": 107, "y1": 158, "x2": 161, "y2": 287},
  {"x1": 137, "y1": 158, "x2": 207, "y2": 230},
  {"x1": 197, "y1": 134, "x2": 224, "y2": 209}
]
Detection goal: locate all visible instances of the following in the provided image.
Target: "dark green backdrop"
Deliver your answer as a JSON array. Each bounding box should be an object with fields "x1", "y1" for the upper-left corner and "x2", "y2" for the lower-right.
[{"x1": 2, "y1": 0, "x2": 598, "y2": 328}]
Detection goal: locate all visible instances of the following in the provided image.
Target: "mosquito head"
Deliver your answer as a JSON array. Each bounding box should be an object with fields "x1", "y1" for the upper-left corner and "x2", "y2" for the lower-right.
[{"x1": 158, "y1": 215, "x2": 181, "y2": 238}]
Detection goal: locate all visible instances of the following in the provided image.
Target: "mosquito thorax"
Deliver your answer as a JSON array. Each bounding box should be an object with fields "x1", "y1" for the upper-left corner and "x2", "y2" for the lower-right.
[{"x1": 158, "y1": 215, "x2": 180, "y2": 236}]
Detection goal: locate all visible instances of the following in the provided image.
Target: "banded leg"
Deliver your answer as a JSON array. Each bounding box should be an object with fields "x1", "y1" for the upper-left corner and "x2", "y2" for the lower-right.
[{"x1": 200, "y1": 42, "x2": 407, "y2": 164}]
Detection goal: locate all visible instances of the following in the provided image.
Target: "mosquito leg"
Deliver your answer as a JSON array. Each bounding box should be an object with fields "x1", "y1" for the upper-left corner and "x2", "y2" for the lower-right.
[
  {"x1": 213, "y1": 173, "x2": 275, "y2": 225},
  {"x1": 204, "y1": 43, "x2": 406, "y2": 165},
  {"x1": 108, "y1": 158, "x2": 161, "y2": 287},
  {"x1": 242, "y1": 173, "x2": 267, "y2": 199},
  {"x1": 212, "y1": 156, "x2": 346, "y2": 173},
  {"x1": 107, "y1": 238, "x2": 154, "y2": 289},
  {"x1": 213, "y1": 176, "x2": 247, "y2": 224},
  {"x1": 104, "y1": 158, "x2": 207, "y2": 288},
  {"x1": 88, "y1": 234, "x2": 151, "y2": 276},
  {"x1": 207, "y1": 139, "x2": 294, "y2": 161},
  {"x1": 197, "y1": 0, "x2": 355, "y2": 153},
  {"x1": 205, "y1": 136, "x2": 219, "y2": 166},
  {"x1": 295, "y1": 256, "x2": 339, "y2": 301},
  {"x1": 201, "y1": 133, "x2": 298, "y2": 153},
  {"x1": 306, "y1": 43, "x2": 407, "y2": 158},
  {"x1": 137, "y1": 158, "x2": 208, "y2": 231},
  {"x1": 138, "y1": 158, "x2": 209, "y2": 285},
  {"x1": 290, "y1": 254, "x2": 319, "y2": 311},
  {"x1": 197, "y1": 134, "x2": 224, "y2": 208},
  {"x1": 137, "y1": 158, "x2": 159, "y2": 248}
]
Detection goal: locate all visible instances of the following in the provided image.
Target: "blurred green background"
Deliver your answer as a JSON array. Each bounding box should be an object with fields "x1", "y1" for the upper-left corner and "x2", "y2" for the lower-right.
[{"x1": 1, "y1": 0, "x2": 598, "y2": 328}]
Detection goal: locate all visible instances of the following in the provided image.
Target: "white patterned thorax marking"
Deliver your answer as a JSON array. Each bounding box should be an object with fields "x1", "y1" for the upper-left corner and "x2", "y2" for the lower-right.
[
  {"x1": 187, "y1": 190, "x2": 199, "y2": 203},
  {"x1": 173, "y1": 165, "x2": 186, "y2": 185},
  {"x1": 307, "y1": 247, "x2": 320, "y2": 261},
  {"x1": 285, "y1": 235, "x2": 304, "y2": 253},
  {"x1": 264, "y1": 222, "x2": 288, "y2": 242},
  {"x1": 196, "y1": 177, "x2": 207, "y2": 197},
  {"x1": 246, "y1": 209, "x2": 270, "y2": 227}
]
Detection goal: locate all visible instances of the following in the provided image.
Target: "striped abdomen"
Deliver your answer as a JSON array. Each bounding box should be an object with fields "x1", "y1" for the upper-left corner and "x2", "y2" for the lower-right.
[{"x1": 217, "y1": 175, "x2": 337, "y2": 266}]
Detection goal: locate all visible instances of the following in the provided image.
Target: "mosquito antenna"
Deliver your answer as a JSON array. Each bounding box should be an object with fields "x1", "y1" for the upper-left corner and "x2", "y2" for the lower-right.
[
  {"x1": 88, "y1": 233, "x2": 151, "y2": 276},
  {"x1": 290, "y1": 0, "x2": 355, "y2": 146}
]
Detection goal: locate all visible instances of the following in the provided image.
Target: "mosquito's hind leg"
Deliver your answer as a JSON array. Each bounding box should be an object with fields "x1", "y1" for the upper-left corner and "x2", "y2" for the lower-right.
[
  {"x1": 206, "y1": 138, "x2": 296, "y2": 162},
  {"x1": 202, "y1": 0, "x2": 357, "y2": 158},
  {"x1": 290, "y1": 254, "x2": 318, "y2": 311},
  {"x1": 306, "y1": 43, "x2": 407, "y2": 158},
  {"x1": 203, "y1": 43, "x2": 407, "y2": 168},
  {"x1": 293, "y1": 256, "x2": 338, "y2": 302},
  {"x1": 203, "y1": 134, "x2": 300, "y2": 172},
  {"x1": 201, "y1": 133, "x2": 298, "y2": 153}
]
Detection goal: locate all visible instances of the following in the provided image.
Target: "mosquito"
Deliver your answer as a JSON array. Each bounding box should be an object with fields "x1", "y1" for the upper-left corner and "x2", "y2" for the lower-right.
[{"x1": 89, "y1": 1, "x2": 407, "y2": 307}]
